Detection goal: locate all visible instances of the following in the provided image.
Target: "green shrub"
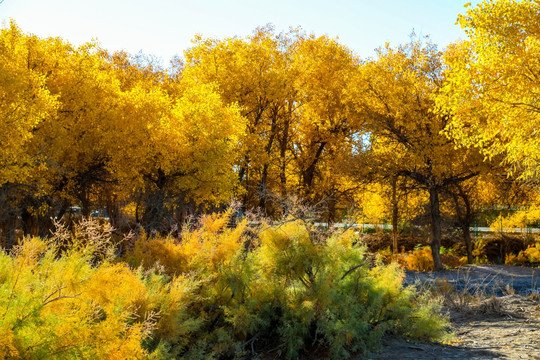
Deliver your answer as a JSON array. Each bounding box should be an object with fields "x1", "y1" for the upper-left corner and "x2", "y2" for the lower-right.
[
  {"x1": 0, "y1": 236, "x2": 155, "y2": 359},
  {"x1": 0, "y1": 215, "x2": 449, "y2": 359}
]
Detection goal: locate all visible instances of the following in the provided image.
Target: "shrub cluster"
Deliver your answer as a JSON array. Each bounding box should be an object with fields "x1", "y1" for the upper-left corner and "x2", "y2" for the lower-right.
[
  {"x1": 0, "y1": 215, "x2": 449, "y2": 359},
  {"x1": 378, "y1": 240, "x2": 491, "y2": 272},
  {"x1": 505, "y1": 242, "x2": 540, "y2": 266}
]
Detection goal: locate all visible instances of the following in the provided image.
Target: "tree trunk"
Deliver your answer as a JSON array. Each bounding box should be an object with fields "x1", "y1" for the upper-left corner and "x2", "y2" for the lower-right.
[
  {"x1": 141, "y1": 169, "x2": 170, "y2": 234},
  {"x1": 0, "y1": 214, "x2": 17, "y2": 250},
  {"x1": 279, "y1": 117, "x2": 289, "y2": 197},
  {"x1": 429, "y1": 186, "x2": 443, "y2": 271},
  {"x1": 105, "y1": 194, "x2": 119, "y2": 230},
  {"x1": 21, "y1": 208, "x2": 37, "y2": 237},
  {"x1": 259, "y1": 164, "x2": 269, "y2": 212},
  {"x1": 453, "y1": 187, "x2": 474, "y2": 264},
  {"x1": 460, "y1": 187, "x2": 474, "y2": 264},
  {"x1": 258, "y1": 115, "x2": 278, "y2": 214},
  {"x1": 80, "y1": 190, "x2": 91, "y2": 217},
  {"x1": 327, "y1": 195, "x2": 336, "y2": 224},
  {"x1": 303, "y1": 142, "x2": 326, "y2": 189},
  {"x1": 463, "y1": 224, "x2": 473, "y2": 264},
  {"x1": 391, "y1": 175, "x2": 399, "y2": 254}
]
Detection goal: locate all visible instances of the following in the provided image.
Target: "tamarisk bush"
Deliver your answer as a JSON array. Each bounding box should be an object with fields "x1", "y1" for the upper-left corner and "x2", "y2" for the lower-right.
[
  {"x1": 0, "y1": 215, "x2": 449, "y2": 359},
  {"x1": 128, "y1": 214, "x2": 449, "y2": 359}
]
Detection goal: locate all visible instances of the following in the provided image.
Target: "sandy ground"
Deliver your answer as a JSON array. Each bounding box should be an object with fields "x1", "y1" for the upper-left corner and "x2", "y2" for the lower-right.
[
  {"x1": 404, "y1": 264, "x2": 540, "y2": 295},
  {"x1": 371, "y1": 265, "x2": 540, "y2": 359}
]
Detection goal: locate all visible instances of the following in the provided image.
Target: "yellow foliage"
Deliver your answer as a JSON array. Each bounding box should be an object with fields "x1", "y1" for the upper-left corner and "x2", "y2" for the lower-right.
[
  {"x1": 12, "y1": 236, "x2": 48, "y2": 267},
  {"x1": 152, "y1": 274, "x2": 203, "y2": 342},
  {"x1": 0, "y1": 21, "x2": 57, "y2": 185},
  {"x1": 129, "y1": 235, "x2": 188, "y2": 275},
  {"x1": 0, "y1": 215, "x2": 450, "y2": 359},
  {"x1": 183, "y1": 28, "x2": 295, "y2": 207},
  {"x1": 0, "y1": 21, "x2": 245, "y2": 227},
  {"x1": 355, "y1": 181, "x2": 427, "y2": 226},
  {"x1": 369, "y1": 262, "x2": 406, "y2": 297},
  {"x1": 183, "y1": 28, "x2": 364, "y2": 211},
  {"x1": 394, "y1": 246, "x2": 465, "y2": 272},
  {"x1": 356, "y1": 184, "x2": 390, "y2": 224},
  {"x1": 0, "y1": 237, "x2": 152, "y2": 359},
  {"x1": 490, "y1": 198, "x2": 540, "y2": 234},
  {"x1": 505, "y1": 253, "x2": 519, "y2": 266},
  {"x1": 471, "y1": 239, "x2": 487, "y2": 264},
  {"x1": 405, "y1": 247, "x2": 435, "y2": 272},
  {"x1": 122, "y1": 202, "x2": 138, "y2": 218},
  {"x1": 506, "y1": 242, "x2": 540, "y2": 265},
  {"x1": 0, "y1": 20, "x2": 459, "y2": 354},
  {"x1": 83, "y1": 263, "x2": 147, "y2": 313},
  {"x1": 128, "y1": 211, "x2": 246, "y2": 276},
  {"x1": 199, "y1": 210, "x2": 232, "y2": 233},
  {"x1": 522, "y1": 243, "x2": 540, "y2": 263},
  {"x1": 439, "y1": 0, "x2": 540, "y2": 180},
  {"x1": 257, "y1": 220, "x2": 318, "y2": 280},
  {"x1": 0, "y1": 328, "x2": 19, "y2": 359}
]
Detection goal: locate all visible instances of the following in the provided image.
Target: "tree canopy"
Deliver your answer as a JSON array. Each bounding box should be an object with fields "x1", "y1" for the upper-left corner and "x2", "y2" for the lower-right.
[{"x1": 439, "y1": 0, "x2": 540, "y2": 180}]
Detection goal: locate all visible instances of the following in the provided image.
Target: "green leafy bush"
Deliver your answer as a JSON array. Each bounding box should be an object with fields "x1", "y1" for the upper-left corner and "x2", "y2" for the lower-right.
[{"x1": 0, "y1": 215, "x2": 449, "y2": 359}]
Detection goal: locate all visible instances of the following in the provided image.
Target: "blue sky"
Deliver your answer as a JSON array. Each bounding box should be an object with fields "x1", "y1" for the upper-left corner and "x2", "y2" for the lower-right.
[{"x1": 1, "y1": 0, "x2": 480, "y2": 64}]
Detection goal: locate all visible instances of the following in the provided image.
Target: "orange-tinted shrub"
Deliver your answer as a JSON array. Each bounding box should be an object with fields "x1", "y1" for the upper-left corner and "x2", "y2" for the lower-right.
[
  {"x1": 506, "y1": 242, "x2": 540, "y2": 265},
  {"x1": 405, "y1": 246, "x2": 434, "y2": 271},
  {"x1": 127, "y1": 210, "x2": 246, "y2": 276}
]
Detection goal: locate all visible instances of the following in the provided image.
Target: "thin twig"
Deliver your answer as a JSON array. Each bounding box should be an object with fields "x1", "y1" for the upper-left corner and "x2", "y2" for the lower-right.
[
  {"x1": 42, "y1": 293, "x2": 81, "y2": 307},
  {"x1": 242, "y1": 332, "x2": 260, "y2": 355},
  {"x1": 341, "y1": 264, "x2": 363, "y2": 280}
]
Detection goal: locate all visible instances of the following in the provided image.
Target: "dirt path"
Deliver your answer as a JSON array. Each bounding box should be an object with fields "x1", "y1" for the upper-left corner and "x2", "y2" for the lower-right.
[{"x1": 372, "y1": 265, "x2": 540, "y2": 359}]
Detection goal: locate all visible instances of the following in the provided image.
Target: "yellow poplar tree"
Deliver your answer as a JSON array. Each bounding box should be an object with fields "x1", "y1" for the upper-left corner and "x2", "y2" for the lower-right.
[
  {"x1": 20, "y1": 34, "x2": 125, "y2": 219},
  {"x1": 109, "y1": 76, "x2": 245, "y2": 231},
  {"x1": 439, "y1": 0, "x2": 540, "y2": 180},
  {"x1": 360, "y1": 137, "x2": 426, "y2": 253},
  {"x1": 0, "y1": 21, "x2": 57, "y2": 185},
  {"x1": 350, "y1": 40, "x2": 483, "y2": 270},
  {"x1": 0, "y1": 22, "x2": 59, "y2": 245},
  {"x1": 1, "y1": 22, "x2": 245, "y2": 235},
  {"x1": 183, "y1": 26, "x2": 294, "y2": 213},
  {"x1": 291, "y1": 34, "x2": 364, "y2": 220}
]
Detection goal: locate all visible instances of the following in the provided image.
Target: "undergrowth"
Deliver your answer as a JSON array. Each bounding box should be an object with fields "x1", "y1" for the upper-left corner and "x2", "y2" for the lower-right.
[
  {"x1": 378, "y1": 240, "x2": 490, "y2": 272},
  {"x1": 505, "y1": 242, "x2": 540, "y2": 266},
  {"x1": 0, "y1": 213, "x2": 449, "y2": 359}
]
